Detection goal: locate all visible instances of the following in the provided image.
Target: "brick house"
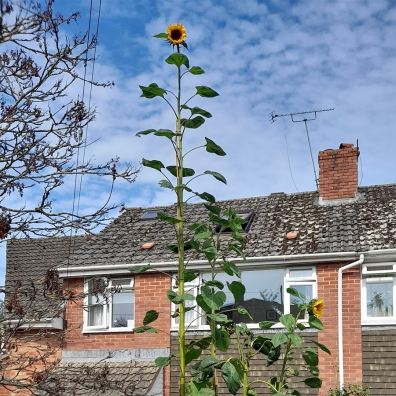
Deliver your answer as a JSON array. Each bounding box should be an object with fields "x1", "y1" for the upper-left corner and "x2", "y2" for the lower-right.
[{"x1": 4, "y1": 143, "x2": 396, "y2": 395}]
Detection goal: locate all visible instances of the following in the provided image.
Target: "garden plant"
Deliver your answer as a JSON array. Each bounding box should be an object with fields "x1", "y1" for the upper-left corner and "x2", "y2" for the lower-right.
[{"x1": 132, "y1": 24, "x2": 330, "y2": 396}]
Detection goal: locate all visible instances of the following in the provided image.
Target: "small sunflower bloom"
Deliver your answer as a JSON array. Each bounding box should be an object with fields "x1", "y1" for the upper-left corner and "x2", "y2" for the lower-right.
[
  {"x1": 309, "y1": 299, "x2": 324, "y2": 318},
  {"x1": 166, "y1": 23, "x2": 187, "y2": 45}
]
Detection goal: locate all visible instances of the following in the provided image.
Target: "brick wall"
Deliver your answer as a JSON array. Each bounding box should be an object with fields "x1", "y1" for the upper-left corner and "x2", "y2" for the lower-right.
[
  {"x1": 64, "y1": 273, "x2": 171, "y2": 350},
  {"x1": 63, "y1": 273, "x2": 171, "y2": 395},
  {"x1": 362, "y1": 328, "x2": 396, "y2": 395},
  {"x1": 0, "y1": 331, "x2": 62, "y2": 396},
  {"x1": 318, "y1": 143, "x2": 359, "y2": 200},
  {"x1": 317, "y1": 263, "x2": 362, "y2": 395},
  {"x1": 170, "y1": 331, "x2": 318, "y2": 395}
]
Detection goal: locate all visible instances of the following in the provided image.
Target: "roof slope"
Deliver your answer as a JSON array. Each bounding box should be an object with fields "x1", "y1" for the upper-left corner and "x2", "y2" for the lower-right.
[
  {"x1": 65, "y1": 184, "x2": 396, "y2": 268},
  {"x1": 5, "y1": 236, "x2": 85, "y2": 318}
]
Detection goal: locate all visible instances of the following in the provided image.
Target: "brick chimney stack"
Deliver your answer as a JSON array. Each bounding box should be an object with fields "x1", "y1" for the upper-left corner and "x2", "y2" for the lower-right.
[{"x1": 318, "y1": 143, "x2": 360, "y2": 201}]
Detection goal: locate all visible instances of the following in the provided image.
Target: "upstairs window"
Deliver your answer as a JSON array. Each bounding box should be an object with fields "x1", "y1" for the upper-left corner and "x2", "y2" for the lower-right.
[
  {"x1": 84, "y1": 278, "x2": 134, "y2": 332},
  {"x1": 362, "y1": 263, "x2": 396, "y2": 324}
]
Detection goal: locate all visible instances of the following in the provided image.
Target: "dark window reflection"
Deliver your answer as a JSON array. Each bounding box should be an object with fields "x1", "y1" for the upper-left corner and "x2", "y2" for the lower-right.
[{"x1": 202, "y1": 269, "x2": 284, "y2": 324}]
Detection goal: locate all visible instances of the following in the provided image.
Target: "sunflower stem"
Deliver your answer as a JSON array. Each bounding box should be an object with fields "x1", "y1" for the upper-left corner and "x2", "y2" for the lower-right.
[{"x1": 175, "y1": 43, "x2": 187, "y2": 396}]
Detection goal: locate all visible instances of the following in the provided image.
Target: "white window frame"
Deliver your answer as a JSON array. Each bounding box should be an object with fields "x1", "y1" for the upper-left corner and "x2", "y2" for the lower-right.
[
  {"x1": 284, "y1": 267, "x2": 317, "y2": 320},
  {"x1": 362, "y1": 263, "x2": 396, "y2": 325},
  {"x1": 83, "y1": 277, "x2": 135, "y2": 333},
  {"x1": 171, "y1": 266, "x2": 317, "y2": 331}
]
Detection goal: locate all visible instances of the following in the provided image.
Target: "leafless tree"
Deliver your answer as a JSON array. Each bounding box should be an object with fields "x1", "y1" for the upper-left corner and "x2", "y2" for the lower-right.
[
  {"x1": 0, "y1": 0, "x2": 138, "y2": 239},
  {"x1": 0, "y1": 1, "x2": 141, "y2": 393}
]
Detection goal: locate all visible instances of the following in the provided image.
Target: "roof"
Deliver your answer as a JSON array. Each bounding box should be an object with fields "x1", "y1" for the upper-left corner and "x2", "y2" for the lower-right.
[
  {"x1": 37, "y1": 361, "x2": 160, "y2": 395},
  {"x1": 64, "y1": 184, "x2": 396, "y2": 268},
  {"x1": 5, "y1": 236, "x2": 85, "y2": 319}
]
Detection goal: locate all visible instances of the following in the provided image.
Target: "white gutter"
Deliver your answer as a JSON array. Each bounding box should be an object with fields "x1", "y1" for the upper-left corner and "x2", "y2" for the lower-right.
[
  {"x1": 58, "y1": 251, "x2": 360, "y2": 278},
  {"x1": 337, "y1": 253, "x2": 364, "y2": 390}
]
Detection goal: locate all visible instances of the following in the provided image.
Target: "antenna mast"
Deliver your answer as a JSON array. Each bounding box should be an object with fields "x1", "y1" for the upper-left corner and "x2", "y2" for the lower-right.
[{"x1": 270, "y1": 108, "x2": 334, "y2": 190}]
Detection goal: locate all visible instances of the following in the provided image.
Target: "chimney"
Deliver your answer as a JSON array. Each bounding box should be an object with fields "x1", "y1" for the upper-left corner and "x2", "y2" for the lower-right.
[{"x1": 318, "y1": 143, "x2": 360, "y2": 201}]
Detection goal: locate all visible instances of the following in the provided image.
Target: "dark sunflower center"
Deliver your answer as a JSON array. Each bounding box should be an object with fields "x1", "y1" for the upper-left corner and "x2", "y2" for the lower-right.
[{"x1": 170, "y1": 29, "x2": 182, "y2": 40}]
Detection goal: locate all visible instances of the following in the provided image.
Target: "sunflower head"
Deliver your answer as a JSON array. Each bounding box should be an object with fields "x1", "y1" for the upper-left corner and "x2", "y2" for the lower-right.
[
  {"x1": 309, "y1": 298, "x2": 324, "y2": 318},
  {"x1": 166, "y1": 23, "x2": 187, "y2": 45}
]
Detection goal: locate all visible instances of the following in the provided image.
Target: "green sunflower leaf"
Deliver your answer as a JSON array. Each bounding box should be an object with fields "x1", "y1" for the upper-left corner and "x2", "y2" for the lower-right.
[
  {"x1": 157, "y1": 212, "x2": 181, "y2": 225},
  {"x1": 227, "y1": 281, "x2": 245, "y2": 303},
  {"x1": 128, "y1": 264, "x2": 151, "y2": 274},
  {"x1": 309, "y1": 315, "x2": 324, "y2": 330},
  {"x1": 215, "y1": 328, "x2": 231, "y2": 352},
  {"x1": 159, "y1": 179, "x2": 174, "y2": 189},
  {"x1": 190, "y1": 66, "x2": 205, "y2": 75},
  {"x1": 143, "y1": 310, "x2": 159, "y2": 326},
  {"x1": 136, "y1": 129, "x2": 175, "y2": 140},
  {"x1": 196, "y1": 85, "x2": 219, "y2": 98},
  {"x1": 205, "y1": 137, "x2": 226, "y2": 156},
  {"x1": 166, "y1": 53, "x2": 190, "y2": 68},
  {"x1": 181, "y1": 116, "x2": 205, "y2": 129},
  {"x1": 221, "y1": 361, "x2": 241, "y2": 395},
  {"x1": 197, "y1": 192, "x2": 216, "y2": 203},
  {"x1": 204, "y1": 170, "x2": 227, "y2": 184},
  {"x1": 139, "y1": 83, "x2": 166, "y2": 98},
  {"x1": 136, "y1": 129, "x2": 156, "y2": 137},
  {"x1": 304, "y1": 377, "x2": 322, "y2": 388},
  {"x1": 153, "y1": 32, "x2": 167, "y2": 39},
  {"x1": 181, "y1": 105, "x2": 212, "y2": 118},
  {"x1": 142, "y1": 158, "x2": 164, "y2": 171},
  {"x1": 155, "y1": 356, "x2": 172, "y2": 368},
  {"x1": 312, "y1": 341, "x2": 331, "y2": 354},
  {"x1": 166, "y1": 166, "x2": 195, "y2": 177}
]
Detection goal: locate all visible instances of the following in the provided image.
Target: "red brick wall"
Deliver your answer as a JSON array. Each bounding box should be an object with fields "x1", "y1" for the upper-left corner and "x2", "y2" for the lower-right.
[
  {"x1": 63, "y1": 273, "x2": 171, "y2": 395},
  {"x1": 318, "y1": 143, "x2": 359, "y2": 200},
  {"x1": 317, "y1": 263, "x2": 362, "y2": 395},
  {"x1": 0, "y1": 332, "x2": 61, "y2": 396}
]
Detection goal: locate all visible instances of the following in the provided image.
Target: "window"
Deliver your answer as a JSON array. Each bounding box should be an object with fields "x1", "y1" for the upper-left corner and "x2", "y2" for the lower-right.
[
  {"x1": 171, "y1": 267, "x2": 316, "y2": 329},
  {"x1": 84, "y1": 278, "x2": 134, "y2": 332},
  {"x1": 141, "y1": 210, "x2": 158, "y2": 220},
  {"x1": 362, "y1": 263, "x2": 396, "y2": 324},
  {"x1": 214, "y1": 212, "x2": 254, "y2": 234}
]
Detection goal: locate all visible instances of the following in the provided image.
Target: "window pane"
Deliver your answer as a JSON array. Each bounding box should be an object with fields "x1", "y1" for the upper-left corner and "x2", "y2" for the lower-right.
[
  {"x1": 88, "y1": 304, "x2": 104, "y2": 327},
  {"x1": 290, "y1": 284, "x2": 313, "y2": 318},
  {"x1": 289, "y1": 269, "x2": 313, "y2": 279},
  {"x1": 367, "y1": 282, "x2": 393, "y2": 317},
  {"x1": 112, "y1": 290, "x2": 134, "y2": 327},
  {"x1": 240, "y1": 269, "x2": 284, "y2": 323},
  {"x1": 112, "y1": 278, "x2": 132, "y2": 287}
]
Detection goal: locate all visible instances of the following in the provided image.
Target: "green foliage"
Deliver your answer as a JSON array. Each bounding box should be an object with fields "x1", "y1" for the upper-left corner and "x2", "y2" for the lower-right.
[
  {"x1": 139, "y1": 83, "x2": 166, "y2": 98},
  {"x1": 166, "y1": 53, "x2": 190, "y2": 68},
  {"x1": 137, "y1": 26, "x2": 329, "y2": 396},
  {"x1": 189, "y1": 66, "x2": 205, "y2": 75},
  {"x1": 143, "y1": 310, "x2": 159, "y2": 326},
  {"x1": 155, "y1": 356, "x2": 172, "y2": 368},
  {"x1": 196, "y1": 85, "x2": 219, "y2": 97},
  {"x1": 205, "y1": 137, "x2": 226, "y2": 156},
  {"x1": 328, "y1": 385, "x2": 370, "y2": 396}
]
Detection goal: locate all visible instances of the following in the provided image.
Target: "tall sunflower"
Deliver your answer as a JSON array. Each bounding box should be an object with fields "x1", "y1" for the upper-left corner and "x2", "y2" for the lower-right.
[{"x1": 166, "y1": 23, "x2": 187, "y2": 45}]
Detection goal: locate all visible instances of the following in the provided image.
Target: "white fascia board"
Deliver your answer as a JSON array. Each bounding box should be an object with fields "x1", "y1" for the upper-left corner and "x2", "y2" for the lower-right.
[
  {"x1": 5, "y1": 317, "x2": 64, "y2": 330},
  {"x1": 57, "y1": 248, "x2": 396, "y2": 278},
  {"x1": 58, "y1": 251, "x2": 360, "y2": 278}
]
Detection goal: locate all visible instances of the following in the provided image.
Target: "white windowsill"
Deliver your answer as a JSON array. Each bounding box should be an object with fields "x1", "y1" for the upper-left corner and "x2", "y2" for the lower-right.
[
  {"x1": 83, "y1": 326, "x2": 134, "y2": 334},
  {"x1": 362, "y1": 319, "x2": 396, "y2": 326}
]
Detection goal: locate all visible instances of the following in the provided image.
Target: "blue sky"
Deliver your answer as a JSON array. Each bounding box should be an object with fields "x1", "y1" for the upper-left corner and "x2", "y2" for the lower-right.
[{"x1": 2, "y1": 0, "x2": 396, "y2": 283}]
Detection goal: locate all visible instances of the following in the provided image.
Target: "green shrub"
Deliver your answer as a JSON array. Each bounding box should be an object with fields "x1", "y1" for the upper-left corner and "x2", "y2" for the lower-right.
[{"x1": 329, "y1": 384, "x2": 370, "y2": 396}]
